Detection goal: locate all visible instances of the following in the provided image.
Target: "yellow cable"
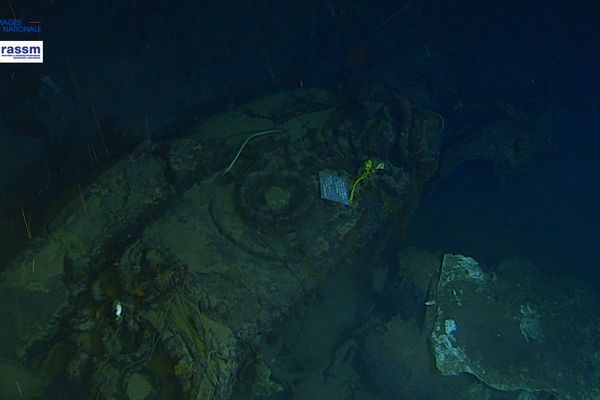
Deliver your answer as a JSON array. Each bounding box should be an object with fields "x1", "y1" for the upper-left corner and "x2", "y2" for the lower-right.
[{"x1": 349, "y1": 160, "x2": 374, "y2": 204}]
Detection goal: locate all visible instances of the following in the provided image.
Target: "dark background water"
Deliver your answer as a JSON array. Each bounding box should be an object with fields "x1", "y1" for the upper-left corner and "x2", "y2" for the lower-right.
[
  {"x1": 405, "y1": 1, "x2": 600, "y2": 286},
  {"x1": 1, "y1": 0, "x2": 598, "y2": 284}
]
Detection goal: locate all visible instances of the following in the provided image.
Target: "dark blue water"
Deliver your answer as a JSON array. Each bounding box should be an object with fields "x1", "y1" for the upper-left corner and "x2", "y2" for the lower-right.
[{"x1": 407, "y1": 0, "x2": 600, "y2": 286}]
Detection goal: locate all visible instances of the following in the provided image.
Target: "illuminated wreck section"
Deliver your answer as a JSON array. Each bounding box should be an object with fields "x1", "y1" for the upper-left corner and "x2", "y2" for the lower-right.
[
  {"x1": 427, "y1": 254, "x2": 600, "y2": 399},
  {"x1": 0, "y1": 88, "x2": 443, "y2": 399}
]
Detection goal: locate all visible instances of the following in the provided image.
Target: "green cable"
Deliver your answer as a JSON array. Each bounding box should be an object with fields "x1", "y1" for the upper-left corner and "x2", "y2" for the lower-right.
[{"x1": 349, "y1": 160, "x2": 374, "y2": 204}]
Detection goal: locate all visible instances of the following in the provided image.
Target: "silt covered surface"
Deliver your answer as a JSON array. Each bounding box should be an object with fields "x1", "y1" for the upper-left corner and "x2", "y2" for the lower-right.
[{"x1": 431, "y1": 254, "x2": 600, "y2": 399}]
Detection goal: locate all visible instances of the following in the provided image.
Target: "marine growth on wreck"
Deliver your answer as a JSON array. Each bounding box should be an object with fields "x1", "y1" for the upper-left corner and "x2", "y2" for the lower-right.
[{"x1": 0, "y1": 2, "x2": 598, "y2": 400}]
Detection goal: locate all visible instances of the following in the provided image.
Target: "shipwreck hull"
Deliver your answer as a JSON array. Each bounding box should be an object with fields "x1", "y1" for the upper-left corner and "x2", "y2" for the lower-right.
[{"x1": 0, "y1": 88, "x2": 441, "y2": 399}]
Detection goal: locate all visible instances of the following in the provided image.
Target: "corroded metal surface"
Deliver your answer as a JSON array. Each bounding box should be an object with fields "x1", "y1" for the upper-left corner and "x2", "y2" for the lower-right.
[{"x1": 0, "y1": 87, "x2": 441, "y2": 399}]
